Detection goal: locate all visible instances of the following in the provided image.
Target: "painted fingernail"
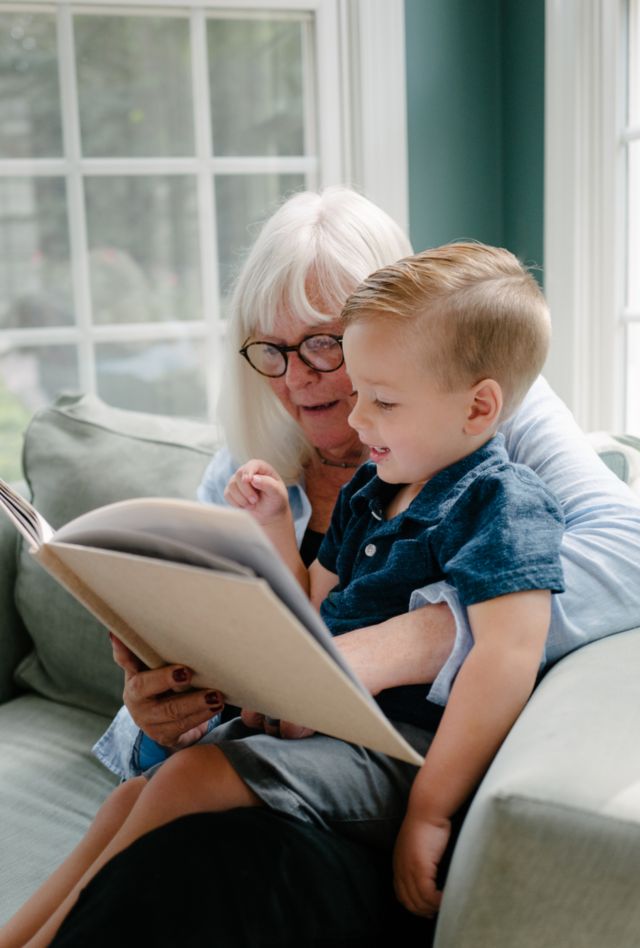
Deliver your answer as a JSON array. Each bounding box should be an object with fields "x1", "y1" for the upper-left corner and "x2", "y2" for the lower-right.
[
  {"x1": 205, "y1": 691, "x2": 222, "y2": 706},
  {"x1": 172, "y1": 667, "x2": 189, "y2": 683}
]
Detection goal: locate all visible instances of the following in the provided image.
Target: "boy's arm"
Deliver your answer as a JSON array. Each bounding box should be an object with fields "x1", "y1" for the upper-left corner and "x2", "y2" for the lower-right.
[
  {"x1": 393, "y1": 588, "x2": 551, "y2": 918},
  {"x1": 308, "y1": 559, "x2": 339, "y2": 612},
  {"x1": 224, "y1": 460, "x2": 309, "y2": 593}
]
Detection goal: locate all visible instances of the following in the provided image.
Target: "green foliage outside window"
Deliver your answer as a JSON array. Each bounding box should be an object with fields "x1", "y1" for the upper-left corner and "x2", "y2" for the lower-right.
[{"x1": 0, "y1": 379, "x2": 30, "y2": 482}]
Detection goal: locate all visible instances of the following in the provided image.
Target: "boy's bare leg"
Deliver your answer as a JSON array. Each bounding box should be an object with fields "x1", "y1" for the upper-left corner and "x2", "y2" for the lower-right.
[
  {"x1": 25, "y1": 745, "x2": 260, "y2": 948},
  {"x1": 0, "y1": 777, "x2": 146, "y2": 948}
]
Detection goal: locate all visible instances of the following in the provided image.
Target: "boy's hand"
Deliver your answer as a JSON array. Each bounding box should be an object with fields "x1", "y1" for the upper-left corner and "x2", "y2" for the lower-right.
[
  {"x1": 392, "y1": 811, "x2": 451, "y2": 918},
  {"x1": 241, "y1": 708, "x2": 315, "y2": 740},
  {"x1": 224, "y1": 459, "x2": 289, "y2": 525}
]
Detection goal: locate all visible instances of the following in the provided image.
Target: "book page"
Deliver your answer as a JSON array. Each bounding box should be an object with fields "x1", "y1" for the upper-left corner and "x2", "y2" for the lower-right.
[
  {"x1": 59, "y1": 527, "x2": 254, "y2": 577},
  {"x1": 55, "y1": 498, "x2": 359, "y2": 689},
  {"x1": 46, "y1": 542, "x2": 423, "y2": 766},
  {"x1": 0, "y1": 478, "x2": 53, "y2": 548}
]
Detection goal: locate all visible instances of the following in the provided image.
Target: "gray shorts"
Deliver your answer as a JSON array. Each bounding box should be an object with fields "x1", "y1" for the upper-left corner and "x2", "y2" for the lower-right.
[{"x1": 153, "y1": 717, "x2": 434, "y2": 851}]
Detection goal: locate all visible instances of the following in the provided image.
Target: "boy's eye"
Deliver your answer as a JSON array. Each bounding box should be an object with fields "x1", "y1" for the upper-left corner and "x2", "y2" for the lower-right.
[{"x1": 374, "y1": 399, "x2": 395, "y2": 411}]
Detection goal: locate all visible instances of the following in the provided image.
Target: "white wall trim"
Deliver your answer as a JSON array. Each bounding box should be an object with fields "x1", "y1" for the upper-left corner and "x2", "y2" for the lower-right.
[
  {"x1": 544, "y1": 0, "x2": 627, "y2": 430},
  {"x1": 332, "y1": 0, "x2": 408, "y2": 232}
]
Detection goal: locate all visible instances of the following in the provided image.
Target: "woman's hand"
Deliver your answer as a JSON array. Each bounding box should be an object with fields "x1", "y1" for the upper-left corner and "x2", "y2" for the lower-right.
[
  {"x1": 224, "y1": 459, "x2": 289, "y2": 526},
  {"x1": 110, "y1": 634, "x2": 224, "y2": 751}
]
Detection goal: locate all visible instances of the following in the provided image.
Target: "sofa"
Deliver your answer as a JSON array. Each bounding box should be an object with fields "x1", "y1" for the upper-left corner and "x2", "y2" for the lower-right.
[{"x1": 1, "y1": 393, "x2": 639, "y2": 946}]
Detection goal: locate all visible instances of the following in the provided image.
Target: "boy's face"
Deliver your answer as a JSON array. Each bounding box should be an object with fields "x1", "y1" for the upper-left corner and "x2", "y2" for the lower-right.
[{"x1": 343, "y1": 319, "x2": 474, "y2": 487}]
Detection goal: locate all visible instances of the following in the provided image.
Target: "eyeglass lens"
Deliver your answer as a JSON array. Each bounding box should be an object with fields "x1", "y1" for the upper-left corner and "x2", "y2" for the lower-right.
[{"x1": 245, "y1": 335, "x2": 343, "y2": 376}]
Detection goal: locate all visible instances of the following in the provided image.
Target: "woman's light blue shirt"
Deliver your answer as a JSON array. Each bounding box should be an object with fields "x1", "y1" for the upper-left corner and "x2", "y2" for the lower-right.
[{"x1": 93, "y1": 376, "x2": 640, "y2": 778}]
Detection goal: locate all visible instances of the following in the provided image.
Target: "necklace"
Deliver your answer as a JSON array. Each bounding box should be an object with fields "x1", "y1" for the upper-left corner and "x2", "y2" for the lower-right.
[{"x1": 315, "y1": 449, "x2": 362, "y2": 470}]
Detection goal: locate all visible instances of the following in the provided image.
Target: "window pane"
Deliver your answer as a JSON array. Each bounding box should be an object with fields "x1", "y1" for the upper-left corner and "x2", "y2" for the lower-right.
[
  {"x1": 208, "y1": 18, "x2": 306, "y2": 156},
  {"x1": 630, "y1": 0, "x2": 639, "y2": 126},
  {"x1": 96, "y1": 339, "x2": 207, "y2": 417},
  {"x1": 215, "y1": 174, "x2": 305, "y2": 298},
  {"x1": 84, "y1": 176, "x2": 201, "y2": 324},
  {"x1": 626, "y1": 325, "x2": 640, "y2": 433},
  {"x1": 0, "y1": 12, "x2": 63, "y2": 158},
  {"x1": 0, "y1": 177, "x2": 72, "y2": 329},
  {"x1": 0, "y1": 345, "x2": 79, "y2": 480},
  {"x1": 628, "y1": 141, "x2": 640, "y2": 311},
  {"x1": 75, "y1": 15, "x2": 194, "y2": 158}
]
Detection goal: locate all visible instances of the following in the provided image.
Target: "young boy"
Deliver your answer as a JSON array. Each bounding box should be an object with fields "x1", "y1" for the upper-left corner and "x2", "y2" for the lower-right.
[
  {"x1": 224, "y1": 241, "x2": 565, "y2": 916},
  {"x1": 2, "y1": 243, "x2": 563, "y2": 946}
]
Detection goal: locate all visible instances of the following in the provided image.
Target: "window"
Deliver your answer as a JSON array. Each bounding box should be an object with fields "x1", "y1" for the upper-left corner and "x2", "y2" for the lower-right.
[
  {"x1": 0, "y1": 0, "x2": 408, "y2": 480},
  {"x1": 625, "y1": 0, "x2": 640, "y2": 431},
  {"x1": 544, "y1": 0, "x2": 636, "y2": 435}
]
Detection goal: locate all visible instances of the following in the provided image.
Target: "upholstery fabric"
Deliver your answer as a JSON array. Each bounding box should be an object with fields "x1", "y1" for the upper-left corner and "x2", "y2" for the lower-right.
[
  {"x1": 0, "y1": 514, "x2": 29, "y2": 702},
  {"x1": 12, "y1": 393, "x2": 217, "y2": 717},
  {"x1": 434, "y1": 628, "x2": 640, "y2": 947},
  {"x1": 0, "y1": 694, "x2": 118, "y2": 921}
]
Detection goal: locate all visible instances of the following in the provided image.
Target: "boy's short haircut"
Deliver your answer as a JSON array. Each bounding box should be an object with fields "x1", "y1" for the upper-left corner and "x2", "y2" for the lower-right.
[{"x1": 341, "y1": 242, "x2": 551, "y2": 420}]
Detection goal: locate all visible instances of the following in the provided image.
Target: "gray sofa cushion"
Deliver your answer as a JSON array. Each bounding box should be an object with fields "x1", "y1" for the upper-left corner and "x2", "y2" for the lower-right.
[
  {"x1": 0, "y1": 514, "x2": 29, "y2": 703},
  {"x1": 13, "y1": 393, "x2": 217, "y2": 718},
  {"x1": 435, "y1": 627, "x2": 640, "y2": 948},
  {"x1": 0, "y1": 694, "x2": 119, "y2": 922}
]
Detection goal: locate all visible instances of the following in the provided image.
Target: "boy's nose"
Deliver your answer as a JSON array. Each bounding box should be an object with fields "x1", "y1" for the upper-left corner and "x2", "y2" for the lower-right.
[{"x1": 348, "y1": 400, "x2": 364, "y2": 432}]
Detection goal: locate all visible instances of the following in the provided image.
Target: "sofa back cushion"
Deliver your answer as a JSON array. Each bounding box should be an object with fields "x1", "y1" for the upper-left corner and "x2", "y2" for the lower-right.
[
  {"x1": 0, "y1": 514, "x2": 30, "y2": 703},
  {"x1": 13, "y1": 393, "x2": 217, "y2": 717}
]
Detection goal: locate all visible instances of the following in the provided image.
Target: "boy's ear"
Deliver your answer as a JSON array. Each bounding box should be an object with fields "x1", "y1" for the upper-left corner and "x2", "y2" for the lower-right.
[{"x1": 463, "y1": 379, "x2": 502, "y2": 434}]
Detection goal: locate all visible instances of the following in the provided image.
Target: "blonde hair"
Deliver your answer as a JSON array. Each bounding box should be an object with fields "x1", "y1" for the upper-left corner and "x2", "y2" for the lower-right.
[
  {"x1": 217, "y1": 186, "x2": 412, "y2": 480},
  {"x1": 341, "y1": 242, "x2": 550, "y2": 420}
]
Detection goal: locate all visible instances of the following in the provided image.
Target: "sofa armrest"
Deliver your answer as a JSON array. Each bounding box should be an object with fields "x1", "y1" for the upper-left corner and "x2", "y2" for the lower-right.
[
  {"x1": 0, "y1": 514, "x2": 30, "y2": 703},
  {"x1": 435, "y1": 627, "x2": 640, "y2": 948}
]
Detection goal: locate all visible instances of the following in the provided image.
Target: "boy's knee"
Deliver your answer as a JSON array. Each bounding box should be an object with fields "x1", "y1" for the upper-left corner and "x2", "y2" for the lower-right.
[
  {"x1": 150, "y1": 745, "x2": 260, "y2": 811},
  {"x1": 158, "y1": 744, "x2": 222, "y2": 784},
  {"x1": 100, "y1": 775, "x2": 146, "y2": 825},
  {"x1": 113, "y1": 776, "x2": 146, "y2": 808}
]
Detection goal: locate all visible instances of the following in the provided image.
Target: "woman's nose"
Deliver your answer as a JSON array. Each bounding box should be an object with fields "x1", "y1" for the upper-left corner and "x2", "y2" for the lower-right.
[{"x1": 284, "y1": 351, "x2": 317, "y2": 387}]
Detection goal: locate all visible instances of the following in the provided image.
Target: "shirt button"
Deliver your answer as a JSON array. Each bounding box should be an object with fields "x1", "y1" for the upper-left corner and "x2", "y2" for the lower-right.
[{"x1": 364, "y1": 543, "x2": 377, "y2": 557}]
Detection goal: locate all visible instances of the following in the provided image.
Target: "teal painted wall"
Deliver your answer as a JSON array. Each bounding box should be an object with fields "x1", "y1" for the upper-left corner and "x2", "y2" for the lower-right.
[{"x1": 405, "y1": 0, "x2": 544, "y2": 273}]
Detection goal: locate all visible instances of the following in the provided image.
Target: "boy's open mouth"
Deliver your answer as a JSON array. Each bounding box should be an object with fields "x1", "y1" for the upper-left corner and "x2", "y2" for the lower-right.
[{"x1": 369, "y1": 445, "x2": 390, "y2": 461}]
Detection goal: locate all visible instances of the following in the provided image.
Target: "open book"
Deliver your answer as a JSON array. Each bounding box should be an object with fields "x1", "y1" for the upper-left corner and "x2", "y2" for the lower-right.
[{"x1": 0, "y1": 479, "x2": 422, "y2": 766}]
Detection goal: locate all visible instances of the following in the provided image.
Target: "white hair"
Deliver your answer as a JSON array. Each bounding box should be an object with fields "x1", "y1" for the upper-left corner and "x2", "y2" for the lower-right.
[{"x1": 217, "y1": 186, "x2": 413, "y2": 481}]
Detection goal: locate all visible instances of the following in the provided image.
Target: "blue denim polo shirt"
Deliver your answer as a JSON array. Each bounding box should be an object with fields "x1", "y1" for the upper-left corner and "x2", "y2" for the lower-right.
[{"x1": 317, "y1": 434, "x2": 565, "y2": 729}]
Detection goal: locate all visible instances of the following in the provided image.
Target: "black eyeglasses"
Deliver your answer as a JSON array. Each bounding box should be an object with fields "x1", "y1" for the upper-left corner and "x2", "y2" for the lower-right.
[{"x1": 239, "y1": 333, "x2": 344, "y2": 378}]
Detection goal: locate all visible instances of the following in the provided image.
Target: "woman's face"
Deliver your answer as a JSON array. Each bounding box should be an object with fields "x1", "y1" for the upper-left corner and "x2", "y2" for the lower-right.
[{"x1": 256, "y1": 309, "x2": 360, "y2": 456}]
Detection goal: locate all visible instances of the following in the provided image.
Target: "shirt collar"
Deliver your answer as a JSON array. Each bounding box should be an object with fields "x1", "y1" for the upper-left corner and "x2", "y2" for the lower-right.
[{"x1": 349, "y1": 434, "x2": 508, "y2": 523}]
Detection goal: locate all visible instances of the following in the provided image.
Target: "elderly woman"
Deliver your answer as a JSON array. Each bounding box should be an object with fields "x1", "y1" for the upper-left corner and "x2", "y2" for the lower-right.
[
  {"x1": 94, "y1": 186, "x2": 458, "y2": 775},
  {"x1": 14, "y1": 186, "x2": 640, "y2": 948}
]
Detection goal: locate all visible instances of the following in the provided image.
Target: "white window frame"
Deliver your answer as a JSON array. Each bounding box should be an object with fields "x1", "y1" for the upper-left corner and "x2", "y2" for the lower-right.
[
  {"x1": 544, "y1": 0, "x2": 628, "y2": 431},
  {"x1": 0, "y1": 0, "x2": 408, "y2": 420}
]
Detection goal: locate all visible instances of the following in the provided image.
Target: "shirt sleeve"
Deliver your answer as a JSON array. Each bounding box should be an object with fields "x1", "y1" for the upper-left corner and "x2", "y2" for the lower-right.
[
  {"x1": 92, "y1": 705, "x2": 146, "y2": 779},
  {"x1": 409, "y1": 581, "x2": 474, "y2": 707},
  {"x1": 196, "y1": 446, "x2": 238, "y2": 505},
  {"x1": 433, "y1": 467, "x2": 565, "y2": 607}
]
